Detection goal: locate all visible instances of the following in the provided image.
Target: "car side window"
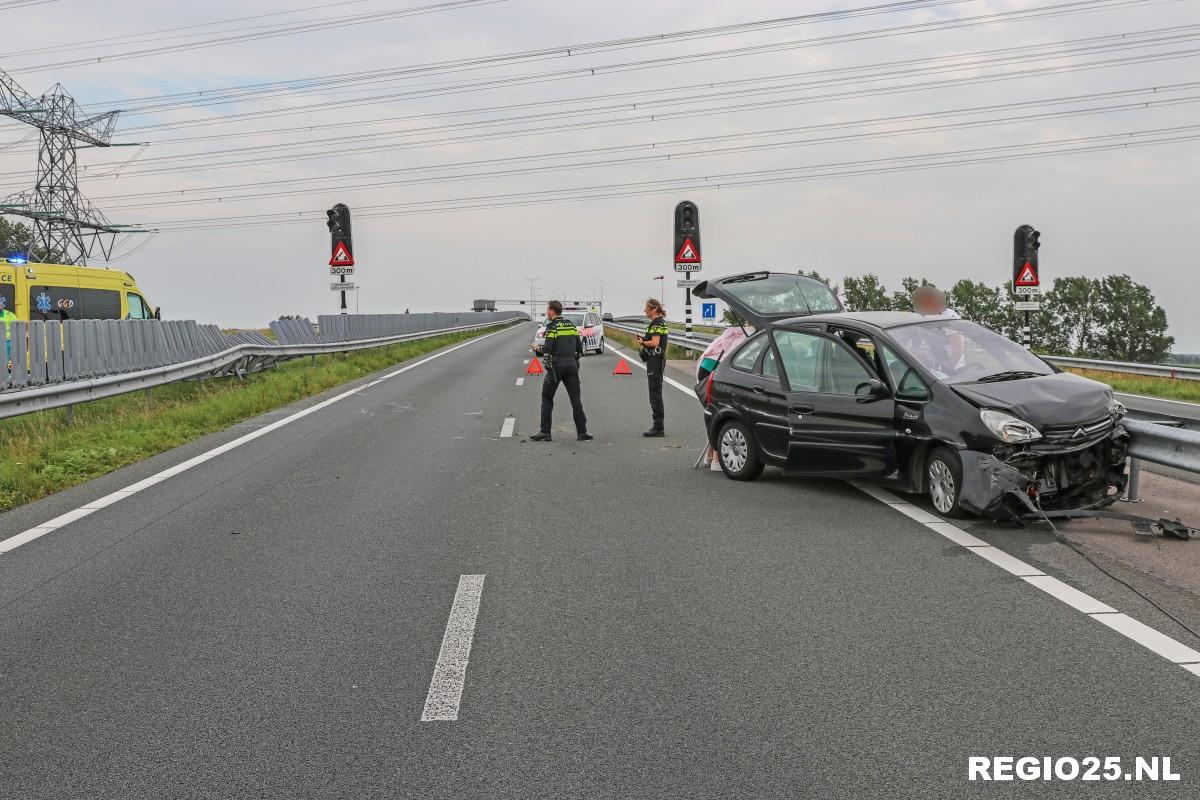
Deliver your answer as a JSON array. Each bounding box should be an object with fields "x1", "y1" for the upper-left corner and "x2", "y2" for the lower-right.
[
  {"x1": 880, "y1": 344, "x2": 930, "y2": 400},
  {"x1": 760, "y1": 347, "x2": 778, "y2": 379},
  {"x1": 772, "y1": 330, "x2": 821, "y2": 392},
  {"x1": 824, "y1": 338, "x2": 875, "y2": 395},
  {"x1": 730, "y1": 334, "x2": 768, "y2": 372},
  {"x1": 775, "y1": 330, "x2": 878, "y2": 396},
  {"x1": 126, "y1": 293, "x2": 149, "y2": 319}
]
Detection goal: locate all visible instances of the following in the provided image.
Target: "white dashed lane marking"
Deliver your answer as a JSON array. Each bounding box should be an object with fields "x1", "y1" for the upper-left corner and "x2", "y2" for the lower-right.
[
  {"x1": 421, "y1": 574, "x2": 486, "y2": 722},
  {"x1": 500, "y1": 417, "x2": 516, "y2": 438}
]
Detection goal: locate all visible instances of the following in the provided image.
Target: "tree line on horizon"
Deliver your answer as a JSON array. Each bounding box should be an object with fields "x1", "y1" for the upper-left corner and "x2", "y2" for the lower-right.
[{"x1": 796, "y1": 270, "x2": 1174, "y2": 364}]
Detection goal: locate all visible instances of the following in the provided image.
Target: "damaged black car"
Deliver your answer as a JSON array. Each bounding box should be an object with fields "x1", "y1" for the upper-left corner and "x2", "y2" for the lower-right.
[{"x1": 694, "y1": 271, "x2": 1128, "y2": 520}]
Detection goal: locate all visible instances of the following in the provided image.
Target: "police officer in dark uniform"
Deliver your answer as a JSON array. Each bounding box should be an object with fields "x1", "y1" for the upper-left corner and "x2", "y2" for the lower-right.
[
  {"x1": 530, "y1": 300, "x2": 592, "y2": 442},
  {"x1": 634, "y1": 298, "x2": 670, "y2": 437}
]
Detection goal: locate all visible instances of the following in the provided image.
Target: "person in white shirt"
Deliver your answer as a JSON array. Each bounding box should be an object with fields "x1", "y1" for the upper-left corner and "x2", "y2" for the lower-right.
[
  {"x1": 912, "y1": 285, "x2": 964, "y2": 371},
  {"x1": 912, "y1": 285, "x2": 960, "y2": 319}
]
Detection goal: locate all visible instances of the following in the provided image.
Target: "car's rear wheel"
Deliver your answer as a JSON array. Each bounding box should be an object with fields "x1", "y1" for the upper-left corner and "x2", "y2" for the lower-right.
[
  {"x1": 926, "y1": 446, "x2": 967, "y2": 518},
  {"x1": 718, "y1": 420, "x2": 764, "y2": 481}
]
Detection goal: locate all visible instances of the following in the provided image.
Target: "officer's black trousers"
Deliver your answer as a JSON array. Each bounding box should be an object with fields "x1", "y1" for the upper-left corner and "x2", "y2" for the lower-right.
[
  {"x1": 646, "y1": 355, "x2": 665, "y2": 431},
  {"x1": 540, "y1": 357, "x2": 588, "y2": 435}
]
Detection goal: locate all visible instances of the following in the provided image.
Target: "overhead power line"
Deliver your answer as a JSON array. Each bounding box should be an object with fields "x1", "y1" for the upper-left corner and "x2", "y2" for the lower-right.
[
  {"x1": 8, "y1": 0, "x2": 509, "y2": 74},
  {"x1": 105, "y1": 0, "x2": 1158, "y2": 134},
  {"x1": 28, "y1": 32, "x2": 1198, "y2": 184},
  {"x1": 92, "y1": 85, "x2": 1200, "y2": 211},
  {"x1": 141, "y1": 125, "x2": 1200, "y2": 231},
  {"x1": 85, "y1": 0, "x2": 977, "y2": 111}
]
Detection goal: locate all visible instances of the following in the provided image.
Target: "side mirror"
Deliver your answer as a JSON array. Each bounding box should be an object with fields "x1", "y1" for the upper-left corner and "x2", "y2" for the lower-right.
[
  {"x1": 153, "y1": 306, "x2": 161, "y2": 320},
  {"x1": 856, "y1": 378, "x2": 888, "y2": 401}
]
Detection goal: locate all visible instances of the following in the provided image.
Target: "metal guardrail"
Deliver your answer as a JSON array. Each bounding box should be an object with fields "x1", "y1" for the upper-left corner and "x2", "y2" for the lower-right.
[
  {"x1": 607, "y1": 321, "x2": 713, "y2": 353},
  {"x1": 1124, "y1": 418, "x2": 1200, "y2": 474},
  {"x1": 1044, "y1": 355, "x2": 1200, "y2": 382},
  {"x1": 0, "y1": 313, "x2": 525, "y2": 421},
  {"x1": 612, "y1": 317, "x2": 1200, "y2": 382}
]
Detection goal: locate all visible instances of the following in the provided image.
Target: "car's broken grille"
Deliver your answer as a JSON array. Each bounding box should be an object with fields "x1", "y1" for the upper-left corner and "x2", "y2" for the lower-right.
[{"x1": 1040, "y1": 416, "x2": 1114, "y2": 445}]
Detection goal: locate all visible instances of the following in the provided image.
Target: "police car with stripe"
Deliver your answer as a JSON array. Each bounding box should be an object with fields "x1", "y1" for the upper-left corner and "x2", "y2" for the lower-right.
[{"x1": 533, "y1": 307, "x2": 605, "y2": 354}]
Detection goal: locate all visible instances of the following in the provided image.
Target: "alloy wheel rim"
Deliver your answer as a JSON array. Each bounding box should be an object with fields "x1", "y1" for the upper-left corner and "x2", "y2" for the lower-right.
[
  {"x1": 929, "y1": 459, "x2": 955, "y2": 513},
  {"x1": 721, "y1": 428, "x2": 748, "y2": 472}
]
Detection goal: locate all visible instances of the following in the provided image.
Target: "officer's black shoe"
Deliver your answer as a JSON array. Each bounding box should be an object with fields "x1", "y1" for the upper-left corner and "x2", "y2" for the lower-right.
[
  {"x1": 530, "y1": 432, "x2": 552, "y2": 442},
  {"x1": 643, "y1": 428, "x2": 665, "y2": 438},
  {"x1": 577, "y1": 433, "x2": 594, "y2": 441}
]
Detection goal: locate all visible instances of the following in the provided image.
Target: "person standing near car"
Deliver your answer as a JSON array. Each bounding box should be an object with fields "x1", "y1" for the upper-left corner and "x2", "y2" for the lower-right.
[
  {"x1": 634, "y1": 298, "x2": 670, "y2": 437},
  {"x1": 530, "y1": 300, "x2": 591, "y2": 442}
]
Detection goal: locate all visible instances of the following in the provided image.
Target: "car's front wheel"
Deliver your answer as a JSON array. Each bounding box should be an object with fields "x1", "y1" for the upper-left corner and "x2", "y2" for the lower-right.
[
  {"x1": 926, "y1": 446, "x2": 968, "y2": 518},
  {"x1": 718, "y1": 420, "x2": 764, "y2": 481}
]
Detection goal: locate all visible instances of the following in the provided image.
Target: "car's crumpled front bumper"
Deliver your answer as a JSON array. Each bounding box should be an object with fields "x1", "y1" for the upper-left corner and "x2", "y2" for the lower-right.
[{"x1": 958, "y1": 426, "x2": 1129, "y2": 520}]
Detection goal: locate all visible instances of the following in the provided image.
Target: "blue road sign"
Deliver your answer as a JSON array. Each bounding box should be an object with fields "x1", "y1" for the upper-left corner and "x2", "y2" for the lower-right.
[{"x1": 701, "y1": 302, "x2": 716, "y2": 320}]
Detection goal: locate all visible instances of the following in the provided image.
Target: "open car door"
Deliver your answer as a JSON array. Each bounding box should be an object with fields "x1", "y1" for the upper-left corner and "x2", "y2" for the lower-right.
[
  {"x1": 693, "y1": 272, "x2": 842, "y2": 329},
  {"x1": 770, "y1": 328, "x2": 899, "y2": 478}
]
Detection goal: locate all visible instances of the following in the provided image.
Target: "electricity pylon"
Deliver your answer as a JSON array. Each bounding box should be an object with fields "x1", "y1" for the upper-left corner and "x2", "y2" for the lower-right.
[{"x1": 0, "y1": 68, "x2": 144, "y2": 264}]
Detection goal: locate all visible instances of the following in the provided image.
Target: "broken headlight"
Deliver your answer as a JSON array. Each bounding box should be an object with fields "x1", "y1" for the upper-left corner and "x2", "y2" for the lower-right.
[
  {"x1": 1109, "y1": 399, "x2": 1127, "y2": 418},
  {"x1": 980, "y1": 409, "x2": 1043, "y2": 444}
]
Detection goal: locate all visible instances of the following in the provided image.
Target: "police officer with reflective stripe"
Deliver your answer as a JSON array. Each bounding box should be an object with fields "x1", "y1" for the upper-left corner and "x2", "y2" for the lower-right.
[
  {"x1": 531, "y1": 300, "x2": 592, "y2": 442},
  {"x1": 634, "y1": 298, "x2": 669, "y2": 437}
]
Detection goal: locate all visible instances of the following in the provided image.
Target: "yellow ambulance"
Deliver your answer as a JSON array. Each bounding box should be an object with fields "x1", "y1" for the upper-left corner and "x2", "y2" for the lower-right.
[{"x1": 0, "y1": 258, "x2": 158, "y2": 321}]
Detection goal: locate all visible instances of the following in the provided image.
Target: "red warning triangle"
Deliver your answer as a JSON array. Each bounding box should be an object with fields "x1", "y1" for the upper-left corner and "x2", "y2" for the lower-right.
[
  {"x1": 1015, "y1": 261, "x2": 1039, "y2": 286},
  {"x1": 675, "y1": 238, "x2": 700, "y2": 263},
  {"x1": 613, "y1": 359, "x2": 633, "y2": 375},
  {"x1": 526, "y1": 358, "x2": 544, "y2": 375},
  {"x1": 329, "y1": 240, "x2": 354, "y2": 267}
]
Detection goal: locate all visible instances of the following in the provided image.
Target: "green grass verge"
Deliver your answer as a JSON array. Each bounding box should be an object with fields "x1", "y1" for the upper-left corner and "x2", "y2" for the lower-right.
[
  {"x1": 0, "y1": 325, "x2": 504, "y2": 512},
  {"x1": 1064, "y1": 368, "x2": 1200, "y2": 404},
  {"x1": 665, "y1": 321, "x2": 723, "y2": 335},
  {"x1": 606, "y1": 327, "x2": 698, "y2": 361}
]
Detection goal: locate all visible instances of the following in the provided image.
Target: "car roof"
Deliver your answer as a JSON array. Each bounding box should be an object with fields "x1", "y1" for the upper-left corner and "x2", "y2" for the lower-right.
[{"x1": 771, "y1": 310, "x2": 939, "y2": 330}]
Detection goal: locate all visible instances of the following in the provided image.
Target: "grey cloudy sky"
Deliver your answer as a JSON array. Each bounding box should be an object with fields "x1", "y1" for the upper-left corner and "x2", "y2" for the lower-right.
[{"x1": 2, "y1": 0, "x2": 1198, "y2": 348}]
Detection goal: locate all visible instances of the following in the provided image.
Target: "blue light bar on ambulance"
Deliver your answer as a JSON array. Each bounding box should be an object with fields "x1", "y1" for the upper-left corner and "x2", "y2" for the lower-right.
[{"x1": 5, "y1": 256, "x2": 28, "y2": 265}]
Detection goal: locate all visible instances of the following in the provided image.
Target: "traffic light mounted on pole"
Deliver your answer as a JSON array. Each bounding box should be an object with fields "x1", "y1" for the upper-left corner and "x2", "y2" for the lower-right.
[
  {"x1": 1012, "y1": 224, "x2": 1042, "y2": 349},
  {"x1": 674, "y1": 200, "x2": 702, "y2": 335},
  {"x1": 326, "y1": 203, "x2": 354, "y2": 313}
]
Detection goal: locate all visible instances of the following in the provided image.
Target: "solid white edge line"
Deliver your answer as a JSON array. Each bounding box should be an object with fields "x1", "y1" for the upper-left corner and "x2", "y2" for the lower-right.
[
  {"x1": 1091, "y1": 613, "x2": 1200, "y2": 664},
  {"x1": 500, "y1": 417, "x2": 516, "y2": 438},
  {"x1": 0, "y1": 325, "x2": 520, "y2": 556},
  {"x1": 644, "y1": 359, "x2": 1200, "y2": 679},
  {"x1": 1022, "y1": 576, "x2": 1117, "y2": 615},
  {"x1": 421, "y1": 574, "x2": 486, "y2": 722}
]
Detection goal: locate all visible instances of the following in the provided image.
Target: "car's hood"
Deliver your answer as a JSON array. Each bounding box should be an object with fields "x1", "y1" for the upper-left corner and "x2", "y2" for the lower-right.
[{"x1": 951, "y1": 371, "x2": 1112, "y2": 426}]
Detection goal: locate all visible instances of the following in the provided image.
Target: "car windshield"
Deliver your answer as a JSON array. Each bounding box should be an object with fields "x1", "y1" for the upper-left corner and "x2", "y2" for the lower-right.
[
  {"x1": 564, "y1": 313, "x2": 586, "y2": 325},
  {"x1": 720, "y1": 274, "x2": 840, "y2": 316},
  {"x1": 887, "y1": 319, "x2": 1053, "y2": 384}
]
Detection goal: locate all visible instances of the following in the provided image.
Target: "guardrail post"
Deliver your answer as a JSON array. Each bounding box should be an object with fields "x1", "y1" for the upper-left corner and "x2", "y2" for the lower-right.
[
  {"x1": 64, "y1": 404, "x2": 73, "y2": 427},
  {"x1": 1121, "y1": 458, "x2": 1142, "y2": 503}
]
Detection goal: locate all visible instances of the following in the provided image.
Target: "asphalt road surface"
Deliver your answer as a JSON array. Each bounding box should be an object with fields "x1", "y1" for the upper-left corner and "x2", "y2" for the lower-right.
[{"x1": 3, "y1": 322, "x2": 1199, "y2": 799}]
